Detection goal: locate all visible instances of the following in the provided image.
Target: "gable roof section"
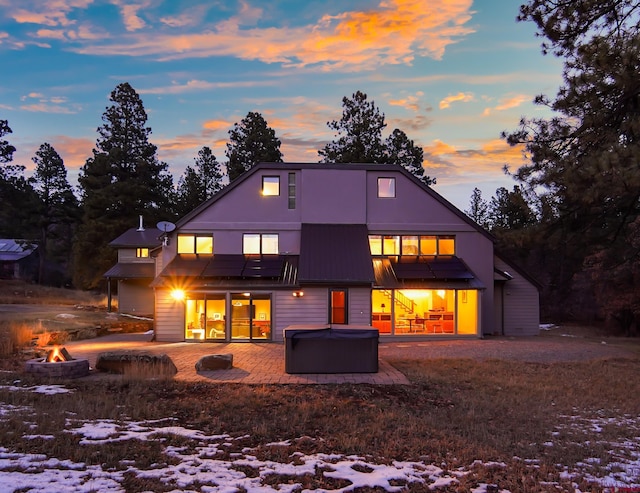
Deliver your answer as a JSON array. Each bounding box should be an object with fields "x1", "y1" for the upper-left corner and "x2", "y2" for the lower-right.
[
  {"x1": 109, "y1": 228, "x2": 163, "y2": 248},
  {"x1": 175, "y1": 163, "x2": 495, "y2": 242},
  {"x1": 298, "y1": 223, "x2": 375, "y2": 284}
]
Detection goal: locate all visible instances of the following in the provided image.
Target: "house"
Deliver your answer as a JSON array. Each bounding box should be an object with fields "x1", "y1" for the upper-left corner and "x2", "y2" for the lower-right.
[
  {"x1": 0, "y1": 239, "x2": 38, "y2": 281},
  {"x1": 104, "y1": 218, "x2": 162, "y2": 315},
  {"x1": 147, "y1": 162, "x2": 540, "y2": 342}
]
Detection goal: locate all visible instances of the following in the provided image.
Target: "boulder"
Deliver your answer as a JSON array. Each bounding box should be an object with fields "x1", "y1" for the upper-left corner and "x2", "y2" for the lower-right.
[
  {"x1": 195, "y1": 354, "x2": 233, "y2": 371},
  {"x1": 95, "y1": 350, "x2": 177, "y2": 376}
]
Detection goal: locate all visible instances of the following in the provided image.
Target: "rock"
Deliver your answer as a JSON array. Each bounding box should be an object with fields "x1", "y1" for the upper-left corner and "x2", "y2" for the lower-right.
[
  {"x1": 95, "y1": 350, "x2": 177, "y2": 376},
  {"x1": 195, "y1": 354, "x2": 233, "y2": 371}
]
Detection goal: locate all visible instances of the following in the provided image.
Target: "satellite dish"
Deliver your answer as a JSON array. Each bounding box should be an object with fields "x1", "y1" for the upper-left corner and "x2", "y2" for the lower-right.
[{"x1": 156, "y1": 221, "x2": 176, "y2": 233}]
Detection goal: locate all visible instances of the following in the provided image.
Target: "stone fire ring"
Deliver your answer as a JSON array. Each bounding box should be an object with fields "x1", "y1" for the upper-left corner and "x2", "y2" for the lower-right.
[{"x1": 25, "y1": 358, "x2": 90, "y2": 379}]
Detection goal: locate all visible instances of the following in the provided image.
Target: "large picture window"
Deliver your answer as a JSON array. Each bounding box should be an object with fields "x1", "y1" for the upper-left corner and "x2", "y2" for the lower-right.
[
  {"x1": 371, "y1": 288, "x2": 478, "y2": 335},
  {"x1": 243, "y1": 233, "x2": 279, "y2": 254}
]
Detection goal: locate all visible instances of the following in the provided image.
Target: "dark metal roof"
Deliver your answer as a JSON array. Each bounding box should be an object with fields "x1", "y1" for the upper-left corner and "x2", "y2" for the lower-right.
[
  {"x1": 372, "y1": 255, "x2": 484, "y2": 289},
  {"x1": 103, "y1": 262, "x2": 155, "y2": 279},
  {"x1": 0, "y1": 240, "x2": 37, "y2": 262},
  {"x1": 298, "y1": 223, "x2": 375, "y2": 284},
  {"x1": 391, "y1": 256, "x2": 475, "y2": 280},
  {"x1": 157, "y1": 254, "x2": 298, "y2": 285},
  {"x1": 109, "y1": 228, "x2": 163, "y2": 248}
]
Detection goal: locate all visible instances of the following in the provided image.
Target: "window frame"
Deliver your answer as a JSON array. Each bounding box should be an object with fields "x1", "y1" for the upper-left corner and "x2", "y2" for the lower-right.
[
  {"x1": 177, "y1": 234, "x2": 214, "y2": 255},
  {"x1": 288, "y1": 172, "x2": 296, "y2": 209},
  {"x1": 329, "y1": 288, "x2": 348, "y2": 325},
  {"x1": 368, "y1": 234, "x2": 456, "y2": 256},
  {"x1": 377, "y1": 177, "x2": 396, "y2": 198},
  {"x1": 262, "y1": 175, "x2": 280, "y2": 196},
  {"x1": 243, "y1": 233, "x2": 279, "y2": 255}
]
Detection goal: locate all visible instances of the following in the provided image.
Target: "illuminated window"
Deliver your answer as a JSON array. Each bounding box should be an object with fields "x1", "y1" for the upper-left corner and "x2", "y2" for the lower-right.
[
  {"x1": 243, "y1": 233, "x2": 279, "y2": 254},
  {"x1": 368, "y1": 235, "x2": 455, "y2": 256},
  {"x1": 377, "y1": 177, "x2": 396, "y2": 198},
  {"x1": 330, "y1": 289, "x2": 347, "y2": 324},
  {"x1": 262, "y1": 176, "x2": 280, "y2": 196},
  {"x1": 136, "y1": 247, "x2": 149, "y2": 258},
  {"x1": 177, "y1": 234, "x2": 213, "y2": 254}
]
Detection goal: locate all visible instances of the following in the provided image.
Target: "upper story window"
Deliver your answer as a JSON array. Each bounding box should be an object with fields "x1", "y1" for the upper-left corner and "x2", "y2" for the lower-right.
[
  {"x1": 377, "y1": 177, "x2": 396, "y2": 198},
  {"x1": 288, "y1": 172, "x2": 296, "y2": 209},
  {"x1": 369, "y1": 234, "x2": 455, "y2": 256},
  {"x1": 177, "y1": 234, "x2": 214, "y2": 255},
  {"x1": 262, "y1": 176, "x2": 280, "y2": 196},
  {"x1": 243, "y1": 233, "x2": 279, "y2": 255},
  {"x1": 136, "y1": 247, "x2": 149, "y2": 258}
]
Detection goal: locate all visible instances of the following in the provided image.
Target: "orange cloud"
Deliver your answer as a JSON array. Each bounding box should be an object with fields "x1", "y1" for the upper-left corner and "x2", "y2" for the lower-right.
[
  {"x1": 388, "y1": 91, "x2": 424, "y2": 112},
  {"x1": 70, "y1": 0, "x2": 475, "y2": 71},
  {"x1": 6, "y1": 0, "x2": 93, "y2": 27},
  {"x1": 483, "y1": 94, "x2": 531, "y2": 116},
  {"x1": 439, "y1": 92, "x2": 474, "y2": 109}
]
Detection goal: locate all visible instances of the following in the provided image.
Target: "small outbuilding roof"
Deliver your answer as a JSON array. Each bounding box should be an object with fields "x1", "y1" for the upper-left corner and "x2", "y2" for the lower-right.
[{"x1": 0, "y1": 240, "x2": 37, "y2": 262}]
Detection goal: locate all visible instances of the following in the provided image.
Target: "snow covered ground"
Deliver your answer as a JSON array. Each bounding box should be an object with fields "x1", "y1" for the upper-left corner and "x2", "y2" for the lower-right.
[{"x1": 0, "y1": 384, "x2": 638, "y2": 492}]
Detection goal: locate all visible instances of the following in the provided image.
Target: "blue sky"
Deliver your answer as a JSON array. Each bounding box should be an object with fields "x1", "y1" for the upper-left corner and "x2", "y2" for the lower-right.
[{"x1": 0, "y1": 0, "x2": 562, "y2": 210}]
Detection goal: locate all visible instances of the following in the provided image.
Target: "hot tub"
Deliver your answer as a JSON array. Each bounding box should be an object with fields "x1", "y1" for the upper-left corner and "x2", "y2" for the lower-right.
[{"x1": 284, "y1": 326, "x2": 379, "y2": 374}]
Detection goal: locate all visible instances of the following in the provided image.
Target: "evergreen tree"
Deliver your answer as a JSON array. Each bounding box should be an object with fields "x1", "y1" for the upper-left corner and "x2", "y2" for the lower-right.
[
  {"x1": 384, "y1": 128, "x2": 435, "y2": 185},
  {"x1": 74, "y1": 82, "x2": 174, "y2": 289},
  {"x1": 226, "y1": 112, "x2": 282, "y2": 181},
  {"x1": 0, "y1": 119, "x2": 16, "y2": 164},
  {"x1": 319, "y1": 91, "x2": 435, "y2": 184},
  {"x1": 488, "y1": 186, "x2": 537, "y2": 232},
  {"x1": 175, "y1": 146, "x2": 224, "y2": 216},
  {"x1": 319, "y1": 91, "x2": 387, "y2": 164},
  {"x1": 31, "y1": 143, "x2": 79, "y2": 284},
  {"x1": 502, "y1": 0, "x2": 640, "y2": 328},
  {"x1": 0, "y1": 119, "x2": 39, "y2": 239},
  {"x1": 465, "y1": 187, "x2": 490, "y2": 229}
]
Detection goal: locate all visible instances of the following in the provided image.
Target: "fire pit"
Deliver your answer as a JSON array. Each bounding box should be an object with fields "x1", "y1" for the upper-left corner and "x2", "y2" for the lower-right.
[{"x1": 25, "y1": 347, "x2": 90, "y2": 378}]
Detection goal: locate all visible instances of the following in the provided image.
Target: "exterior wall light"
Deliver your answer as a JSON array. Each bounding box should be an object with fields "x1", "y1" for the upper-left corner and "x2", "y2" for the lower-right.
[
  {"x1": 292, "y1": 290, "x2": 304, "y2": 297},
  {"x1": 171, "y1": 289, "x2": 185, "y2": 301}
]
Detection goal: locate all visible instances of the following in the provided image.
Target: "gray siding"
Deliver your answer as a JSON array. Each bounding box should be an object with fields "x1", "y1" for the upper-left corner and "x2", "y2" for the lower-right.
[
  {"x1": 349, "y1": 288, "x2": 372, "y2": 325},
  {"x1": 118, "y1": 281, "x2": 154, "y2": 315},
  {"x1": 494, "y1": 257, "x2": 540, "y2": 336},
  {"x1": 273, "y1": 289, "x2": 327, "y2": 342},
  {"x1": 154, "y1": 289, "x2": 184, "y2": 342}
]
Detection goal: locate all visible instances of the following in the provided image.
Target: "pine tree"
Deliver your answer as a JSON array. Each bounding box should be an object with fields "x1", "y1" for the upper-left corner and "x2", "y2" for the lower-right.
[
  {"x1": 319, "y1": 91, "x2": 435, "y2": 184},
  {"x1": 0, "y1": 119, "x2": 39, "y2": 239},
  {"x1": 319, "y1": 91, "x2": 387, "y2": 164},
  {"x1": 73, "y1": 82, "x2": 174, "y2": 289},
  {"x1": 465, "y1": 187, "x2": 490, "y2": 229},
  {"x1": 226, "y1": 112, "x2": 282, "y2": 181},
  {"x1": 31, "y1": 143, "x2": 79, "y2": 284},
  {"x1": 384, "y1": 128, "x2": 435, "y2": 185},
  {"x1": 176, "y1": 146, "x2": 224, "y2": 216},
  {"x1": 502, "y1": 0, "x2": 640, "y2": 328}
]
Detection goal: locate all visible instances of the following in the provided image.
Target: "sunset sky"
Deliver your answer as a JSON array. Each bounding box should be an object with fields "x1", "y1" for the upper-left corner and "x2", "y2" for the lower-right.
[{"x1": 0, "y1": 0, "x2": 562, "y2": 210}]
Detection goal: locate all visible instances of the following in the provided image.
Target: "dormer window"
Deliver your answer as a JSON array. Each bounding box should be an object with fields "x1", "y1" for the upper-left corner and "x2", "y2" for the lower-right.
[
  {"x1": 377, "y1": 177, "x2": 395, "y2": 198},
  {"x1": 136, "y1": 247, "x2": 149, "y2": 258},
  {"x1": 262, "y1": 176, "x2": 280, "y2": 196}
]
